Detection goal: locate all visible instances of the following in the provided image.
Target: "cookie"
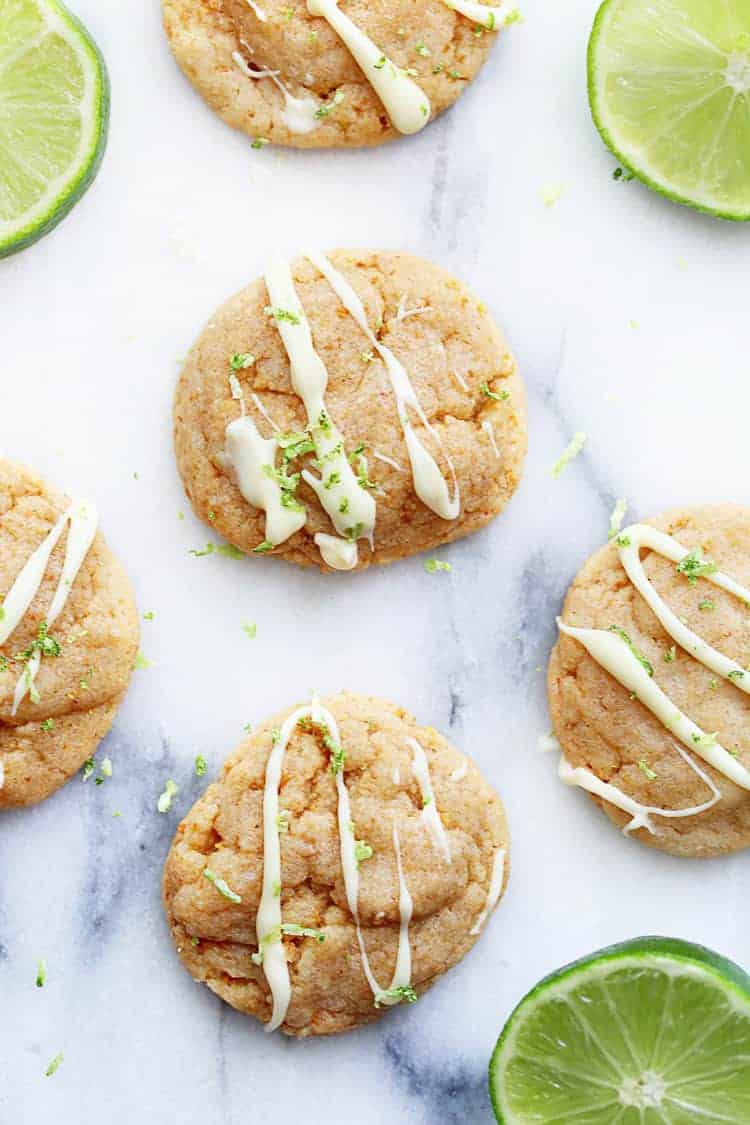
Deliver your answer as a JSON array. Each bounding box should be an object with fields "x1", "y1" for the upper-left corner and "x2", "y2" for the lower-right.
[
  {"x1": 162, "y1": 691, "x2": 509, "y2": 1036},
  {"x1": 0, "y1": 460, "x2": 139, "y2": 808},
  {"x1": 162, "y1": 0, "x2": 519, "y2": 149},
  {"x1": 174, "y1": 249, "x2": 526, "y2": 571},
  {"x1": 548, "y1": 505, "x2": 750, "y2": 858}
]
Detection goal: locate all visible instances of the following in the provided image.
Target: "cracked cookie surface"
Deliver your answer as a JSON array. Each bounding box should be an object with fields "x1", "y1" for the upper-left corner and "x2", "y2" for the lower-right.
[
  {"x1": 162, "y1": 691, "x2": 509, "y2": 1036},
  {"x1": 174, "y1": 249, "x2": 526, "y2": 571},
  {"x1": 162, "y1": 0, "x2": 505, "y2": 148},
  {"x1": 548, "y1": 505, "x2": 750, "y2": 858},
  {"x1": 0, "y1": 460, "x2": 139, "y2": 808}
]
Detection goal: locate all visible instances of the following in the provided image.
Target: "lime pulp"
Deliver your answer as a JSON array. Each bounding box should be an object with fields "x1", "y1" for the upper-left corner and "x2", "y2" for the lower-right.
[
  {"x1": 0, "y1": 0, "x2": 109, "y2": 258},
  {"x1": 490, "y1": 937, "x2": 750, "y2": 1123},
  {"x1": 588, "y1": 0, "x2": 750, "y2": 220}
]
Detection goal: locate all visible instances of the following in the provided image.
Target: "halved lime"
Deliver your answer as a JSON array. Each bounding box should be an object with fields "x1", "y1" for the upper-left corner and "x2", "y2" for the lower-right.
[
  {"x1": 0, "y1": 0, "x2": 109, "y2": 258},
  {"x1": 490, "y1": 937, "x2": 750, "y2": 1123},
  {"x1": 589, "y1": 0, "x2": 750, "y2": 220}
]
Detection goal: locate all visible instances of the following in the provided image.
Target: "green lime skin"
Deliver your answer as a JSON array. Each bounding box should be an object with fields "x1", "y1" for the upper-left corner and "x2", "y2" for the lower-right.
[
  {"x1": 0, "y1": 1, "x2": 110, "y2": 260},
  {"x1": 489, "y1": 936, "x2": 750, "y2": 1124}
]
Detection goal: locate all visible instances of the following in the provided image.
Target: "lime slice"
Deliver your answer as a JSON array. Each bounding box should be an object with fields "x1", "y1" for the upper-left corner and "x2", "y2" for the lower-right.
[
  {"x1": 0, "y1": 0, "x2": 109, "y2": 258},
  {"x1": 588, "y1": 0, "x2": 750, "y2": 220},
  {"x1": 489, "y1": 937, "x2": 750, "y2": 1123}
]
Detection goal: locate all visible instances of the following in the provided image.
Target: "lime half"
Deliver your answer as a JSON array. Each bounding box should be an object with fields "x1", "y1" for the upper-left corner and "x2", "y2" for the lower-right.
[
  {"x1": 0, "y1": 0, "x2": 109, "y2": 258},
  {"x1": 490, "y1": 937, "x2": 750, "y2": 1123},
  {"x1": 589, "y1": 0, "x2": 750, "y2": 220}
]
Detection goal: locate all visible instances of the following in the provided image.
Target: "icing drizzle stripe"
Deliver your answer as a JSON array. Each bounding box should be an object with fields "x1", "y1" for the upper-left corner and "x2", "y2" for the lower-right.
[
  {"x1": 0, "y1": 500, "x2": 98, "y2": 716},
  {"x1": 558, "y1": 744, "x2": 721, "y2": 836},
  {"x1": 558, "y1": 621, "x2": 750, "y2": 791},
  {"x1": 257, "y1": 699, "x2": 418, "y2": 1031},
  {"x1": 305, "y1": 250, "x2": 461, "y2": 521},
  {"x1": 391, "y1": 825, "x2": 413, "y2": 988},
  {"x1": 264, "y1": 257, "x2": 377, "y2": 561},
  {"x1": 306, "y1": 0, "x2": 430, "y2": 135},
  {"x1": 618, "y1": 524, "x2": 750, "y2": 692},
  {"x1": 0, "y1": 512, "x2": 69, "y2": 646},
  {"x1": 482, "y1": 419, "x2": 500, "y2": 459},
  {"x1": 407, "y1": 735, "x2": 452, "y2": 863},
  {"x1": 256, "y1": 704, "x2": 305, "y2": 1032},
  {"x1": 441, "y1": 0, "x2": 519, "y2": 30},
  {"x1": 314, "y1": 532, "x2": 358, "y2": 571},
  {"x1": 557, "y1": 522, "x2": 750, "y2": 831},
  {"x1": 470, "y1": 847, "x2": 505, "y2": 935},
  {"x1": 225, "y1": 417, "x2": 307, "y2": 547},
  {"x1": 232, "y1": 51, "x2": 321, "y2": 134}
]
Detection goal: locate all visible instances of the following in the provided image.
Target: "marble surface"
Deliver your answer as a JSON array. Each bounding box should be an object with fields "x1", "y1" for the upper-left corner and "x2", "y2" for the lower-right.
[{"x1": 2, "y1": 0, "x2": 750, "y2": 1121}]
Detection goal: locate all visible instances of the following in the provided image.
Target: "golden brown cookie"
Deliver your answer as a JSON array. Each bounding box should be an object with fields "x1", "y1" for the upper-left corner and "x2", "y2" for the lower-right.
[
  {"x1": 162, "y1": 691, "x2": 509, "y2": 1036},
  {"x1": 0, "y1": 460, "x2": 139, "y2": 808},
  {"x1": 174, "y1": 249, "x2": 526, "y2": 571},
  {"x1": 548, "y1": 504, "x2": 750, "y2": 858},
  {"x1": 162, "y1": 0, "x2": 517, "y2": 149}
]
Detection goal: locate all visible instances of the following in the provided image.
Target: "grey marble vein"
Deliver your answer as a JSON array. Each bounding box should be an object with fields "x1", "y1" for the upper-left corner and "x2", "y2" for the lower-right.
[{"x1": 385, "y1": 1030, "x2": 495, "y2": 1124}]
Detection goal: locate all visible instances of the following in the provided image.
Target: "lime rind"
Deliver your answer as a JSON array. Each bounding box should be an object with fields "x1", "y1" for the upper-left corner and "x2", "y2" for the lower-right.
[
  {"x1": 588, "y1": 0, "x2": 750, "y2": 221},
  {"x1": 489, "y1": 936, "x2": 750, "y2": 1124},
  {"x1": 0, "y1": 0, "x2": 110, "y2": 259}
]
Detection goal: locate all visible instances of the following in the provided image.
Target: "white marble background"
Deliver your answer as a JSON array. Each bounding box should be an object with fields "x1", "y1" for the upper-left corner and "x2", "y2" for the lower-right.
[{"x1": 2, "y1": 0, "x2": 749, "y2": 1121}]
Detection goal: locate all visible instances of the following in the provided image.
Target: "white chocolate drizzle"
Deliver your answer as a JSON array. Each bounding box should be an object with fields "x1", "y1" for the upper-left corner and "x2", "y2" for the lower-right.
[
  {"x1": 394, "y1": 297, "x2": 432, "y2": 322},
  {"x1": 482, "y1": 419, "x2": 500, "y2": 458},
  {"x1": 306, "y1": 0, "x2": 430, "y2": 135},
  {"x1": 470, "y1": 847, "x2": 505, "y2": 935},
  {"x1": 250, "y1": 392, "x2": 280, "y2": 433},
  {"x1": 387, "y1": 823, "x2": 413, "y2": 998},
  {"x1": 440, "y1": 0, "x2": 519, "y2": 31},
  {"x1": 449, "y1": 761, "x2": 468, "y2": 781},
  {"x1": 314, "y1": 532, "x2": 358, "y2": 571},
  {"x1": 228, "y1": 373, "x2": 245, "y2": 411},
  {"x1": 559, "y1": 621, "x2": 750, "y2": 790},
  {"x1": 618, "y1": 525, "x2": 750, "y2": 692},
  {"x1": 372, "y1": 450, "x2": 405, "y2": 473},
  {"x1": 265, "y1": 257, "x2": 377, "y2": 564},
  {"x1": 321, "y1": 699, "x2": 416, "y2": 1007},
  {"x1": 557, "y1": 522, "x2": 750, "y2": 832},
  {"x1": 225, "y1": 256, "x2": 381, "y2": 562},
  {"x1": 558, "y1": 745, "x2": 720, "y2": 836},
  {"x1": 256, "y1": 704, "x2": 308, "y2": 1031},
  {"x1": 232, "y1": 51, "x2": 321, "y2": 134},
  {"x1": 245, "y1": 0, "x2": 267, "y2": 20},
  {"x1": 407, "y1": 736, "x2": 451, "y2": 863},
  {"x1": 305, "y1": 250, "x2": 460, "y2": 521},
  {"x1": 256, "y1": 698, "x2": 422, "y2": 1030},
  {"x1": 0, "y1": 500, "x2": 98, "y2": 716},
  {"x1": 225, "y1": 417, "x2": 307, "y2": 546}
]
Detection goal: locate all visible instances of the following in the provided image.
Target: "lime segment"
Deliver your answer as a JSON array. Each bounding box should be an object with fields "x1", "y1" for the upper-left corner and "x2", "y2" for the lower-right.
[
  {"x1": 0, "y1": 0, "x2": 109, "y2": 258},
  {"x1": 588, "y1": 0, "x2": 750, "y2": 220},
  {"x1": 489, "y1": 937, "x2": 750, "y2": 1123}
]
